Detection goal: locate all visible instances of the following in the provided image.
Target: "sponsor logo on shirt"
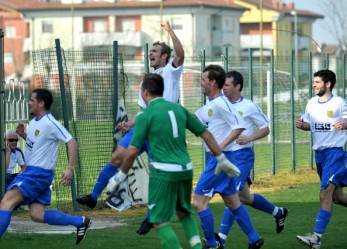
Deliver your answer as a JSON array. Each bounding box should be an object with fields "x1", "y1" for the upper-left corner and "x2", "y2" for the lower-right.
[
  {"x1": 26, "y1": 138, "x2": 34, "y2": 149},
  {"x1": 314, "y1": 123, "x2": 331, "y2": 131}
]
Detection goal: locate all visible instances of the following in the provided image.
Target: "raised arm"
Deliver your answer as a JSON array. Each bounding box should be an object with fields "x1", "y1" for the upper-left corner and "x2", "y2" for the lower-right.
[
  {"x1": 16, "y1": 123, "x2": 27, "y2": 140},
  {"x1": 161, "y1": 20, "x2": 184, "y2": 67}
]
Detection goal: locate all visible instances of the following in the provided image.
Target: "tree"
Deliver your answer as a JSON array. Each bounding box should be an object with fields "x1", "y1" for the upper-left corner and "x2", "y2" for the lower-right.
[{"x1": 320, "y1": 0, "x2": 347, "y2": 55}]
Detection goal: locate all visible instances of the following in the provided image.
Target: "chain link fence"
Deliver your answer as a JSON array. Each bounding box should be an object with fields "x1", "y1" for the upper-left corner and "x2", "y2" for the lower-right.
[{"x1": 1, "y1": 40, "x2": 346, "y2": 211}]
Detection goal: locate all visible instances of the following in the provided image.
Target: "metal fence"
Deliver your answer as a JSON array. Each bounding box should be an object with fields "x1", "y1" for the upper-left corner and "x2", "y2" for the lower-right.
[{"x1": 1, "y1": 38, "x2": 347, "y2": 211}]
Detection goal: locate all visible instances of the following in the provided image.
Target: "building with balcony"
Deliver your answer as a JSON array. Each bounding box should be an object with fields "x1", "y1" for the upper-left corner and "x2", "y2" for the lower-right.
[
  {"x1": 0, "y1": 4, "x2": 30, "y2": 80},
  {"x1": 0, "y1": 0, "x2": 248, "y2": 60},
  {"x1": 234, "y1": 0, "x2": 323, "y2": 58}
]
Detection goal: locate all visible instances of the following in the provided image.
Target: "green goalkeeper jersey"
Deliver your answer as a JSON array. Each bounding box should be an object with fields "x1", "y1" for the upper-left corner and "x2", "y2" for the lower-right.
[{"x1": 130, "y1": 98, "x2": 206, "y2": 172}]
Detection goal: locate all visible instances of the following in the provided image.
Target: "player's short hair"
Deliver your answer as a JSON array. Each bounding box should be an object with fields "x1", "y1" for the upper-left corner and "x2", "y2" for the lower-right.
[
  {"x1": 313, "y1": 69, "x2": 336, "y2": 91},
  {"x1": 226, "y1": 70, "x2": 244, "y2": 92},
  {"x1": 32, "y1": 88, "x2": 53, "y2": 110},
  {"x1": 203, "y1": 64, "x2": 226, "y2": 89},
  {"x1": 142, "y1": 73, "x2": 164, "y2": 97},
  {"x1": 153, "y1": 41, "x2": 172, "y2": 64}
]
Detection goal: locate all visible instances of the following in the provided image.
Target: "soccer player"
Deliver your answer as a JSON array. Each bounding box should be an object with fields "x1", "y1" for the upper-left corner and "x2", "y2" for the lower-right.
[
  {"x1": 296, "y1": 69, "x2": 347, "y2": 249},
  {"x1": 193, "y1": 65, "x2": 264, "y2": 249},
  {"x1": 76, "y1": 20, "x2": 184, "y2": 234},
  {"x1": 0, "y1": 89, "x2": 91, "y2": 245},
  {"x1": 217, "y1": 70, "x2": 288, "y2": 246},
  {"x1": 106, "y1": 73, "x2": 240, "y2": 249}
]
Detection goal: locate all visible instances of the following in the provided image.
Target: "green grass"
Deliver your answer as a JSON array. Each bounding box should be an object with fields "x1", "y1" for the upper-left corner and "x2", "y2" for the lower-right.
[{"x1": 2, "y1": 173, "x2": 347, "y2": 249}]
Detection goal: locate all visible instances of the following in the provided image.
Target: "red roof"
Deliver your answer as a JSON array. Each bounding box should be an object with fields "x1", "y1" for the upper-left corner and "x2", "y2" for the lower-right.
[
  {"x1": 0, "y1": 0, "x2": 248, "y2": 12},
  {"x1": 240, "y1": 0, "x2": 323, "y2": 18}
]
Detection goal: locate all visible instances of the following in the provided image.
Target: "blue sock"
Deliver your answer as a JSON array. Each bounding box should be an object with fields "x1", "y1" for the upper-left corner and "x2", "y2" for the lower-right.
[
  {"x1": 145, "y1": 209, "x2": 150, "y2": 219},
  {"x1": 218, "y1": 207, "x2": 235, "y2": 245},
  {"x1": 91, "y1": 162, "x2": 118, "y2": 200},
  {"x1": 43, "y1": 210, "x2": 83, "y2": 227},
  {"x1": 232, "y1": 204, "x2": 259, "y2": 244},
  {"x1": 252, "y1": 194, "x2": 278, "y2": 217},
  {"x1": 0, "y1": 210, "x2": 12, "y2": 237},
  {"x1": 314, "y1": 208, "x2": 332, "y2": 234},
  {"x1": 198, "y1": 208, "x2": 216, "y2": 247}
]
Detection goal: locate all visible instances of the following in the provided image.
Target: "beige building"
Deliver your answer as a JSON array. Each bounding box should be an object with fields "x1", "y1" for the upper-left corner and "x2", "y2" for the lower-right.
[
  {"x1": 0, "y1": 0, "x2": 249, "y2": 59},
  {"x1": 234, "y1": 0, "x2": 323, "y2": 58}
]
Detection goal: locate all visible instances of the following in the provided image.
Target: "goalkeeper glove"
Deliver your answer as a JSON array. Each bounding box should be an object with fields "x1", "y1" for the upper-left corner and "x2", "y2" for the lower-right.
[
  {"x1": 106, "y1": 170, "x2": 128, "y2": 194},
  {"x1": 215, "y1": 153, "x2": 240, "y2": 177}
]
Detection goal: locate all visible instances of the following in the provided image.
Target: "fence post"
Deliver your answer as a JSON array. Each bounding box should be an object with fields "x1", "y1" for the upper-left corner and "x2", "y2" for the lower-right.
[
  {"x1": 290, "y1": 51, "x2": 296, "y2": 172},
  {"x1": 200, "y1": 50, "x2": 206, "y2": 106},
  {"x1": 144, "y1": 44, "x2": 149, "y2": 73},
  {"x1": 223, "y1": 47, "x2": 228, "y2": 72},
  {"x1": 343, "y1": 54, "x2": 346, "y2": 151},
  {"x1": 200, "y1": 49, "x2": 206, "y2": 170},
  {"x1": 343, "y1": 54, "x2": 346, "y2": 99},
  {"x1": 270, "y1": 50, "x2": 276, "y2": 175},
  {"x1": 248, "y1": 48, "x2": 255, "y2": 180},
  {"x1": 55, "y1": 39, "x2": 78, "y2": 212},
  {"x1": 113, "y1": 41, "x2": 119, "y2": 132},
  {"x1": 308, "y1": 52, "x2": 313, "y2": 170},
  {"x1": 248, "y1": 48, "x2": 253, "y2": 100},
  {"x1": 0, "y1": 29, "x2": 5, "y2": 199},
  {"x1": 325, "y1": 53, "x2": 329, "y2": 69}
]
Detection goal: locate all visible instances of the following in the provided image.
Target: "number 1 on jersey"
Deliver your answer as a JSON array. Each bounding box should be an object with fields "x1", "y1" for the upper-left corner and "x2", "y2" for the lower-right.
[{"x1": 168, "y1": 110, "x2": 178, "y2": 138}]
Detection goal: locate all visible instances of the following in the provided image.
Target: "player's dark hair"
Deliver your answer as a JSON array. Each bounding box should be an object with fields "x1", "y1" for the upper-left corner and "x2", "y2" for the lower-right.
[
  {"x1": 314, "y1": 69, "x2": 336, "y2": 91},
  {"x1": 203, "y1": 64, "x2": 226, "y2": 89},
  {"x1": 226, "y1": 70, "x2": 244, "y2": 92},
  {"x1": 142, "y1": 73, "x2": 164, "y2": 97},
  {"x1": 32, "y1": 88, "x2": 53, "y2": 110},
  {"x1": 153, "y1": 41, "x2": 172, "y2": 64}
]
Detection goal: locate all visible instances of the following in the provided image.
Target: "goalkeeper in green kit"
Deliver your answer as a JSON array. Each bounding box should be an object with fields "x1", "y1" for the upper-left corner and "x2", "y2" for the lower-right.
[{"x1": 106, "y1": 73, "x2": 240, "y2": 249}]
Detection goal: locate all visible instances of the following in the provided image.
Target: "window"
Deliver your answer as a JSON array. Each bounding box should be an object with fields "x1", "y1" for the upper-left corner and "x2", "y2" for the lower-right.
[
  {"x1": 122, "y1": 19, "x2": 135, "y2": 32},
  {"x1": 4, "y1": 53, "x2": 13, "y2": 64},
  {"x1": 42, "y1": 21, "x2": 53, "y2": 33},
  {"x1": 171, "y1": 18, "x2": 183, "y2": 30},
  {"x1": 5, "y1": 26, "x2": 16, "y2": 38},
  {"x1": 94, "y1": 19, "x2": 107, "y2": 32}
]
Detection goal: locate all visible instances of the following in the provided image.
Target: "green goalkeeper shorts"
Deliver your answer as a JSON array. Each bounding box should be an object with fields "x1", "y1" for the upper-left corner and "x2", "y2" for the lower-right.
[{"x1": 148, "y1": 168, "x2": 194, "y2": 224}]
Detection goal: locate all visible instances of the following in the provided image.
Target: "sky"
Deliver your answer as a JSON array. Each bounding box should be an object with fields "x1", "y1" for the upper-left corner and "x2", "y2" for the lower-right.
[{"x1": 282, "y1": 0, "x2": 337, "y2": 45}]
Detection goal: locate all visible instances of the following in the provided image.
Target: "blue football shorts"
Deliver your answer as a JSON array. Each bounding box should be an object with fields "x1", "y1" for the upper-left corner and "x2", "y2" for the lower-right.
[
  {"x1": 194, "y1": 151, "x2": 238, "y2": 197},
  {"x1": 232, "y1": 148, "x2": 255, "y2": 191},
  {"x1": 119, "y1": 127, "x2": 150, "y2": 159},
  {"x1": 315, "y1": 147, "x2": 347, "y2": 189},
  {"x1": 8, "y1": 166, "x2": 54, "y2": 205}
]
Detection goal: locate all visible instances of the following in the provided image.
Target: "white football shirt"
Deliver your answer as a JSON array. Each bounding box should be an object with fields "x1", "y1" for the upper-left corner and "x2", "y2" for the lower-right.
[
  {"x1": 302, "y1": 95, "x2": 347, "y2": 150},
  {"x1": 195, "y1": 94, "x2": 246, "y2": 152},
  {"x1": 24, "y1": 112, "x2": 73, "y2": 170},
  {"x1": 138, "y1": 59, "x2": 183, "y2": 108},
  {"x1": 230, "y1": 96, "x2": 270, "y2": 151}
]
